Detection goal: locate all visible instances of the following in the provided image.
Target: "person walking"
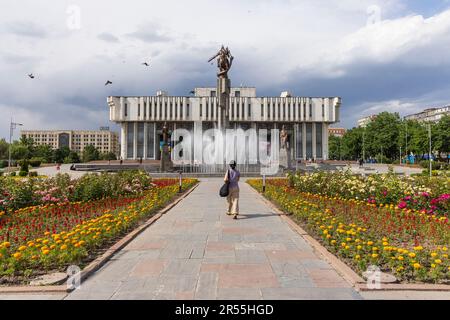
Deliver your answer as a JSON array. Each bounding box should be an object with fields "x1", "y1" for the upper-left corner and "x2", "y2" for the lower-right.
[{"x1": 224, "y1": 160, "x2": 240, "y2": 219}]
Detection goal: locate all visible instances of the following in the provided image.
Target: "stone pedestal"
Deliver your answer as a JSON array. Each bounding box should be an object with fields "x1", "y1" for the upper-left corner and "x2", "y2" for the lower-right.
[
  {"x1": 160, "y1": 145, "x2": 173, "y2": 172},
  {"x1": 217, "y1": 77, "x2": 230, "y2": 130}
]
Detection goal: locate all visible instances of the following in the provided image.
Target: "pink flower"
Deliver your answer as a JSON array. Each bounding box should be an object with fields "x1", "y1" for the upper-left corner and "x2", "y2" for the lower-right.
[{"x1": 398, "y1": 201, "x2": 407, "y2": 209}]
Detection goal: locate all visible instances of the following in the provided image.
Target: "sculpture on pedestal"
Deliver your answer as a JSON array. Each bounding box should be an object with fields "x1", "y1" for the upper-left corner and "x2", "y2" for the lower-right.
[
  {"x1": 160, "y1": 122, "x2": 173, "y2": 172},
  {"x1": 280, "y1": 125, "x2": 291, "y2": 169},
  {"x1": 208, "y1": 46, "x2": 234, "y2": 130}
]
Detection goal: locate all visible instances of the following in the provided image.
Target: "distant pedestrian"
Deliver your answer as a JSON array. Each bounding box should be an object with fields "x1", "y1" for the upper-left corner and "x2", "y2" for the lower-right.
[{"x1": 224, "y1": 160, "x2": 240, "y2": 220}]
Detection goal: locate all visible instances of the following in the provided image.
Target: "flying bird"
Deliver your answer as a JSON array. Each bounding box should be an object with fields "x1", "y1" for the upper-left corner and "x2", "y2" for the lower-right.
[
  {"x1": 189, "y1": 90, "x2": 195, "y2": 95},
  {"x1": 105, "y1": 80, "x2": 113, "y2": 86},
  {"x1": 142, "y1": 62, "x2": 150, "y2": 67},
  {"x1": 28, "y1": 74, "x2": 35, "y2": 79}
]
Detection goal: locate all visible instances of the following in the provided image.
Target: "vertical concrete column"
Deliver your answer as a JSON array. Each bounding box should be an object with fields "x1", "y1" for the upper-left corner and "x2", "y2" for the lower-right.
[
  {"x1": 312, "y1": 123, "x2": 317, "y2": 160},
  {"x1": 143, "y1": 123, "x2": 148, "y2": 160},
  {"x1": 121, "y1": 123, "x2": 127, "y2": 160},
  {"x1": 323, "y1": 123, "x2": 329, "y2": 160},
  {"x1": 302, "y1": 123, "x2": 306, "y2": 160},
  {"x1": 133, "y1": 122, "x2": 137, "y2": 160}
]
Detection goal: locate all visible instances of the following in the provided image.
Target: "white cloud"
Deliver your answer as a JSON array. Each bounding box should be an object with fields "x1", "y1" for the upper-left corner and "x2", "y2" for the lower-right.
[{"x1": 0, "y1": 0, "x2": 450, "y2": 138}]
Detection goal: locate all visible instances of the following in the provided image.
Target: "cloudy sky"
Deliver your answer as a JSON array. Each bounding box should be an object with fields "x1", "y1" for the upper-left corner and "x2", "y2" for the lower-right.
[{"x1": 1, "y1": 0, "x2": 450, "y2": 140}]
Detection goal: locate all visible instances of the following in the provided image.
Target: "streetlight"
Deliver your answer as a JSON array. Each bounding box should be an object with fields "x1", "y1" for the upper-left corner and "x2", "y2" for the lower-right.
[
  {"x1": 428, "y1": 123, "x2": 432, "y2": 178},
  {"x1": 8, "y1": 118, "x2": 23, "y2": 168}
]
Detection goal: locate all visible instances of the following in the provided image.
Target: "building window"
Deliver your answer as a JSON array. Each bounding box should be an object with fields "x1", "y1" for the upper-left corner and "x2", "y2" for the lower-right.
[
  {"x1": 309, "y1": 101, "x2": 313, "y2": 118},
  {"x1": 306, "y1": 123, "x2": 313, "y2": 159},
  {"x1": 235, "y1": 91, "x2": 240, "y2": 98},
  {"x1": 147, "y1": 123, "x2": 155, "y2": 159},
  {"x1": 278, "y1": 103, "x2": 281, "y2": 119},
  {"x1": 206, "y1": 102, "x2": 209, "y2": 118},
  {"x1": 248, "y1": 103, "x2": 251, "y2": 118},
  {"x1": 261, "y1": 104, "x2": 264, "y2": 118},
  {"x1": 242, "y1": 103, "x2": 245, "y2": 119},
  {"x1": 303, "y1": 102, "x2": 306, "y2": 120},
  {"x1": 210, "y1": 91, "x2": 216, "y2": 97},
  {"x1": 138, "y1": 103, "x2": 141, "y2": 117},
  {"x1": 149, "y1": 100, "x2": 152, "y2": 118},
  {"x1": 126, "y1": 123, "x2": 134, "y2": 158},
  {"x1": 137, "y1": 123, "x2": 144, "y2": 158},
  {"x1": 296, "y1": 124, "x2": 303, "y2": 159},
  {"x1": 283, "y1": 103, "x2": 286, "y2": 119},
  {"x1": 322, "y1": 102, "x2": 325, "y2": 118},
  {"x1": 316, "y1": 123, "x2": 323, "y2": 158},
  {"x1": 144, "y1": 101, "x2": 147, "y2": 118},
  {"x1": 187, "y1": 104, "x2": 190, "y2": 117},
  {"x1": 200, "y1": 104, "x2": 203, "y2": 117},
  {"x1": 124, "y1": 103, "x2": 128, "y2": 117}
]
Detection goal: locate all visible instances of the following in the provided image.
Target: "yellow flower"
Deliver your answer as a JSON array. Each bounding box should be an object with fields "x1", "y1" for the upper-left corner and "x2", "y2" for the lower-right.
[
  {"x1": 398, "y1": 256, "x2": 404, "y2": 261},
  {"x1": 2, "y1": 242, "x2": 10, "y2": 248},
  {"x1": 18, "y1": 246, "x2": 27, "y2": 251},
  {"x1": 42, "y1": 250, "x2": 50, "y2": 255},
  {"x1": 431, "y1": 264, "x2": 436, "y2": 268},
  {"x1": 413, "y1": 246, "x2": 423, "y2": 251},
  {"x1": 60, "y1": 245, "x2": 68, "y2": 250},
  {"x1": 413, "y1": 263, "x2": 421, "y2": 269},
  {"x1": 13, "y1": 252, "x2": 22, "y2": 259},
  {"x1": 442, "y1": 247, "x2": 448, "y2": 252},
  {"x1": 372, "y1": 253, "x2": 378, "y2": 258},
  {"x1": 434, "y1": 259, "x2": 442, "y2": 264},
  {"x1": 408, "y1": 253, "x2": 416, "y2": 258},
  {"x1": 396, "y1": 266, "x2": 404, "y2": 272},
  {"x1": 367, "y1": 241, "x2": 374, "y2": 246},
  {"x1": 431, "y1": 252, "x2": 438, "y2": 258}
]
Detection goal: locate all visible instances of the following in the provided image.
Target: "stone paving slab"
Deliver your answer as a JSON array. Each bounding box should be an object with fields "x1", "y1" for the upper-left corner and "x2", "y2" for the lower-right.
[{"x1": 62, "y1": 178, "x2": 360, "y2": 300}]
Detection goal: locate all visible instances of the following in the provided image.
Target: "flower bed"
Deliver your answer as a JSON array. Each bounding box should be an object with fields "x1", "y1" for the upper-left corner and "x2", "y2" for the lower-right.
[
  {"x1": 0, "y1": 178, "x2": 197, "y2": 283},
  {"x1": 248, "y1": 178, "x2": 449, "y2": 283},
  {"x1": 288, "y1": 171, "x2": 449, "y2": 217},
  {"x1": 0, "y1": 171, "x2": 153, "y2": 213}
]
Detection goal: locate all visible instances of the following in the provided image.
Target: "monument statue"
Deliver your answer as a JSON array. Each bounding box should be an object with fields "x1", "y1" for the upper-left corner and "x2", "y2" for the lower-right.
[
  {"x1": 279, "y1": 125, "x2": 291, "y2": 169},
  {"x1": 208, "y1": 45, "x2": 234, "y2": 78},
  {"x1": 280, "y1": 125, "x2": 289, "y2": 150},
  {"x1": 208, "y1": 46, "x2": 234, "y2": 131},
  {"x1": 160, "y1": 122, "x2": 173, "y2": 172}
]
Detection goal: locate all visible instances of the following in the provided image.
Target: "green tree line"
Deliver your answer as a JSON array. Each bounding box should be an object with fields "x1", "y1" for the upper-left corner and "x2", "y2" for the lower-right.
[
  {"x1": 329, "y1": 112, "x2": 450, "y2": 163},
  {"x1": 0, "y1": 136, "x2": 117, "y2": 167}
]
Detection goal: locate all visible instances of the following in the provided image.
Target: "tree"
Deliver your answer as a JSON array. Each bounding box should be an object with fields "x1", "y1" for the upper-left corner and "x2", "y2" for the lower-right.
[
  {"x1": 10, "y1": 142, "x2": 31, "y2": 161},
  {"x1": 340, "y1": 127, "x2": 364, "y2": 160},
  {"x1": 434, "y1": 115, "x2": 450, "y2": 159},
  {"x1": 33, "y1": 144, "x2": 54, "y2": 163},
  {"x1": 328, "y1": 135, "x2": 342, "y2": 160},
  {"x1": 0, "y1": 139, "x2": 8, "y2": 159},
  {"x1": 64, "y1": 151, "x2": 81, "y2": 164},
  {"x1": 364, "y1": 112, "x2": 401, "y2": 161},
  {"x1": 52, "y1": 146, "x2": 70, "y2": 163},
  {"x1": 82, "y1": 145, "x2": 100, "y2": 163},
  {"x1": 101, "y1": 152, "x2": 117, "y2": 161}
]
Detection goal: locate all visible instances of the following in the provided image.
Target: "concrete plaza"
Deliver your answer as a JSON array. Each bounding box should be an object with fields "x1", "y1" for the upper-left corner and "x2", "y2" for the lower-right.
[
  {"x1": 65, "y1": 178, "x2": 361, "y2": 300},
  {"x1": 1, "y1": 178, "x2": 447, "y2": 300}
]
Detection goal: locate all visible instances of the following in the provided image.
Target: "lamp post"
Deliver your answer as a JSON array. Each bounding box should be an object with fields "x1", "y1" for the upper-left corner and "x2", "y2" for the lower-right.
[
  {"x1": 262, "y1": 174, "x2": 266, "y2": 193},
  {"x1": 178, "y1": 170, "x2": 183, "y2": 193},
  {"x1": 8, "y1": 118, "x2": 23, "y2": 168},
  {"x1": 428, "y1": 123, "x2": 432, "y2": 178}
]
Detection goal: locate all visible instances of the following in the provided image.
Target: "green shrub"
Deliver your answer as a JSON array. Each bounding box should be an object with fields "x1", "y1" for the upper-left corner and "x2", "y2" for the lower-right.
[
  {"x1": 29, "y1": 171, "x2": 38, "y2": 177},
  {"x1": 18, "y1": 171, "x2": 28, "y2": 177},
  {"x1": 29, "y1": 158, "x2": 43, "y2": 168},
  {"x1": 0, "y1": 171, "x2": 3, "y2": 177},
  {"x1": 0, "y1": 160, "x2": 8, "y2": 168},
  {"x1": 18, "y1": 159, "x2": 29, "y2": 173},
  {"x1": 9, "y1": 171, "x2": 16, "y2": 177},
  {"x1": 419, "y1": 160, "x2": 448, "y2": 171}
]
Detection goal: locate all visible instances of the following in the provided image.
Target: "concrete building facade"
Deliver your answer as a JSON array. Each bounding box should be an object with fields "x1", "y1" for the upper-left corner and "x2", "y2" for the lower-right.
[
  {"x1": 21, "y1": 129, "x2": 119, "y2": 155},
  {"x1": 405, "y1": 106, "x2": 450, "y2": 123},
  {"x1": 108, "y1": 87, "x2": 341, "y2": 162}
]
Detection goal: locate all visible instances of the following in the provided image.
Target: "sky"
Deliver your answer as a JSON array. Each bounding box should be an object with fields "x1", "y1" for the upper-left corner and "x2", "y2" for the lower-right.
[{"x1": 1, "y1": 0, "x2": 450, "y2": 140}]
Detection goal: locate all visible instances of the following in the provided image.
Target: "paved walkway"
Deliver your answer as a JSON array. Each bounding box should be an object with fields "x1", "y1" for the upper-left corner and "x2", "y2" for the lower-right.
[{"x1": 65, "y1": 178, "x2": 361, "y2": 300}]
